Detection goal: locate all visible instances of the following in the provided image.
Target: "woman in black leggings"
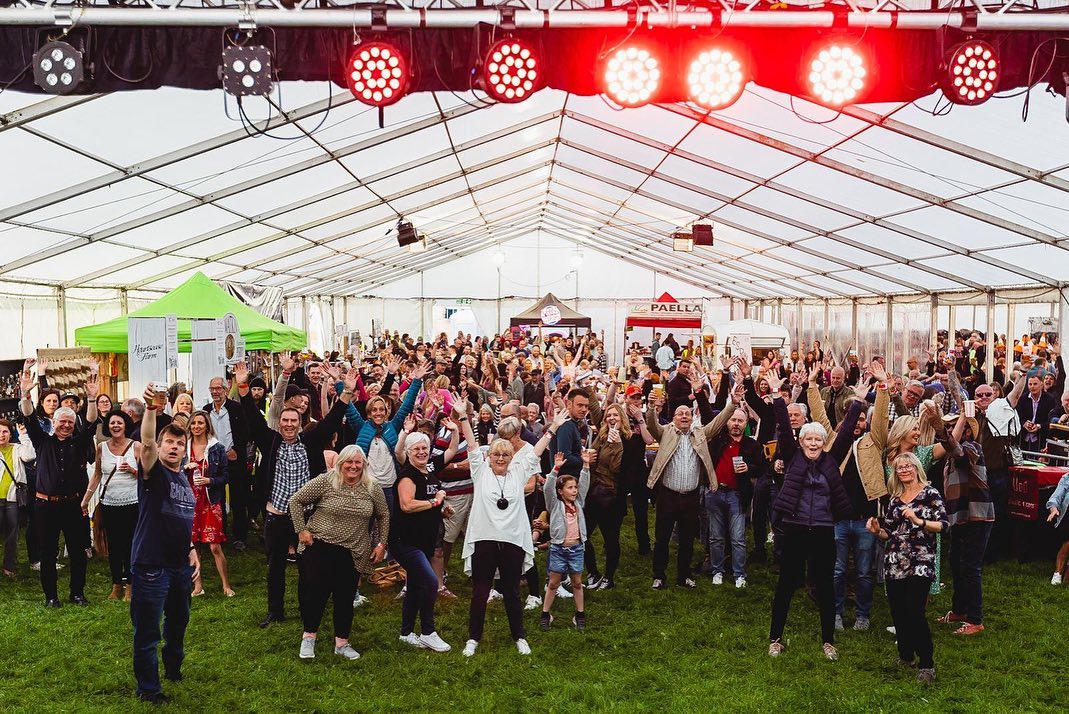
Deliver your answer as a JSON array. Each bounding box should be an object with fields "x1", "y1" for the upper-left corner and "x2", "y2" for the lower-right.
[
  {"x1": 584, "y1": 404, "x2": 629, "y2": 590},
  {"x1": 766, "y1": 372, "x2": 866, "y2": 662},
  {"x1": 455, "y1": 410, "x2": 561, "y2": 657}
]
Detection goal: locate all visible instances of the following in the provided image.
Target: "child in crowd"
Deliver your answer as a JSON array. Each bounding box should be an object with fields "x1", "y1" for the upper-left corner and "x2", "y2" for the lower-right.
[{"x1": 540, "y1": 451, "x2": 592, "y2": 631}]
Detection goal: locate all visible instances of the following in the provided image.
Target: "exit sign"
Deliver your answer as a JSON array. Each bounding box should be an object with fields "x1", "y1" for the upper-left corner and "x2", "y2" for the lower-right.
[{"x1": 456, "y1": 298, "x2": 472, "y2": 305}]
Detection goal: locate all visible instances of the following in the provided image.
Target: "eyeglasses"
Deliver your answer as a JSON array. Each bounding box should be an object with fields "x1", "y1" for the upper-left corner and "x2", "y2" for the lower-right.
[
  {"x1": 407, "y1": 446, "x2": 429, "y2": 453},
  {"x1": 489, "y1": 453, "x2": 511, "y2": 460},
  {"x1": 894, "y1": 465, "x2": 917, "y2": 473}
]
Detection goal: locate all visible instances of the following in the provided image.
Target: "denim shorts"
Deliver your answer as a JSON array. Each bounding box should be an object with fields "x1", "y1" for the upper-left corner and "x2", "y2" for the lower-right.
[{"x1": 548, "y1": 542, "x2": 585, "y2": 575}]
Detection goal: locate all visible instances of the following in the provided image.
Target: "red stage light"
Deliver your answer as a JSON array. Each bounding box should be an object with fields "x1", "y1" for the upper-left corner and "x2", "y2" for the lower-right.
[
  {"x1": 346, "y1": 42, "x2": 408, "y2": 107},
  {"x1": 944, "y1": 40, "x2": 999, "y2": 105},
  {"x1": 604, "y1": 46, "x2": 661, "y2": 107},
  {"x1": 483, "y1": 39, "x2": 540, "y2": 103},
  {"x1": 687, "y1": 48, "x2": 745, "y2": 110},
  {"x1": 806, "y1": 44, "x2": 866, "y2": 107}
]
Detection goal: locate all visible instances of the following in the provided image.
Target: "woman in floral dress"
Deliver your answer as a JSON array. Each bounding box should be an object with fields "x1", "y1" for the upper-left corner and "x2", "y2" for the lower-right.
[{"x1": 868, "y1": 451, "x2": 948, "y2": 684}]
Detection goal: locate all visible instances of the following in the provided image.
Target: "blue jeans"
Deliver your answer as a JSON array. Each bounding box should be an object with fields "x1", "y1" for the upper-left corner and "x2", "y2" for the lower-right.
[
  {"x1": 392, "y1": 542, "x2": 438, "y2": 636},
  {"x1": 705, "y1": 489, "x2": 747, "y2": 579},
  {"x1": 130, "y1": 564, "x2": 194, "y2": 696},
  {"x1": 950, "y1": 520, "x2": 993, "y2": 624},
  {"x1": 834, "y1": 520, "x2": 876, "y2": 619}
]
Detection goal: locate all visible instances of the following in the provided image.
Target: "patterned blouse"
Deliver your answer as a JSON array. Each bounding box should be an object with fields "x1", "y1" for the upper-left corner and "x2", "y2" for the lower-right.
[
  {"x1": 880, "y1": 484, "x2": 949, "y2": 582},
  {"x1": 289, "y1": 475, "x2": 391, "y2": 576}
]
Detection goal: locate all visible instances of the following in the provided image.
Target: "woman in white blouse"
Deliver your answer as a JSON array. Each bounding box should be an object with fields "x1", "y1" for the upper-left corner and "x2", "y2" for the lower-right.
[
  {"x1": 455, "y1": 402, "x2": 566, "y2": 657},
  {"x1": 81, "y1": 410, "x2": 141, "y2": 601}
]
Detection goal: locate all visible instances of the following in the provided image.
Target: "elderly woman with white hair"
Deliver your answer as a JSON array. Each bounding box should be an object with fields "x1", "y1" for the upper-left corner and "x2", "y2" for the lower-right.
[
  {"x1": 288, "y1": 444, "x2": 390, "y2": 661},
  {"x1": 767, "y1": 380, "x2": 868, "y2": 662},
  {"x1": 454, "y1": 406, "x2": 566, "y2": 657},
  {"x1": 393, "y1": 403, "x2": 462, "y2": 653}
]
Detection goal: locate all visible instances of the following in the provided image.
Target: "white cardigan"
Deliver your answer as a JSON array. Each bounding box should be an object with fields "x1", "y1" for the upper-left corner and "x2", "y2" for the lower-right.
[{"x1": 2, "y1": 441, "x2": 36, "y2": 502}]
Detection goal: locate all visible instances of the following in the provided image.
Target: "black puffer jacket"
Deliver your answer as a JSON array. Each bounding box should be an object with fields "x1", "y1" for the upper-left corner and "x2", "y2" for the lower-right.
[{"x1": 771, "y1": 396, "x2": 862, "y2": 525}]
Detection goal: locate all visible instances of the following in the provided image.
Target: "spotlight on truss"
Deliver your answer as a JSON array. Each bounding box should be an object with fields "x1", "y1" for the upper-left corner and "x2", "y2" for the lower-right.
[
  {"x1": 222, "y1": 45, "x2": 274, "y2": 96},
  {"x1": 604, "y1": 46, "x2": 661, "y2": 108},
  {"x1": 687, "y1": 48, "x2": 746, "y2": 111},
  {"x1": 672, "y1": 231, "x2": 694, "y2": 252},
  {"x1": 347, "y1": 42, "x2": 408, "y2": 107},
  {"x1": 483, "y1": 38, "x2": 541, "y2": 103},
  {"x1": 806, "y1": 43, "x2": 867, "y2": 107},
  {"x1": 33, "y1": 41, "x2": 84, "y2": 95},
  {"x1": 943, "y1": 40, "x2": 999, "y2": 105}
]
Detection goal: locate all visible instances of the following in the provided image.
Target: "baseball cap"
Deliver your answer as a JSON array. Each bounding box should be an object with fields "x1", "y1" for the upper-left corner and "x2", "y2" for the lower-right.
[
  {"x1": 625, "y1": 384, "x2": 643, "y2": 397},
  {"x1": 284, "y1": 385, "x2": 308, "y2": 400}
]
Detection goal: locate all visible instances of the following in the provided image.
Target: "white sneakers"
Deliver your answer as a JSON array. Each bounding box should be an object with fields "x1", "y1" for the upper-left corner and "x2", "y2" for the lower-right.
[
  {"x1": 399, "y1": 633, "x2": 426, "y2": 649},
  {"x1": 556, "y1": 585, "x2": 573, "y2": 599},
  {"x1": 460, "y1": 638, "x2": 531, "y2": 656},
  {"x1": 419, "y1": 632, "x2": 451, "y2": 653},
  {"x1": 299, "y1": 636, "x2": 316, "y2": 659},
  {"x1": 486, "y1": 589, "x2": 503, "y2": 603},
  {"x1": 1052, "y1": 572, "x2": 1063, "y2": 585},
  {"x1": 352, "y1": 593, "x2": 369, "y2": 608},
  {"x1": 524, "y1": 594, "x2": 543, "y2": 611},
  {"x1": 711, "y1": 573, "x2": 724, "y2": 585},
  {"x1": 735, "y1": 577, "x2": 747, "y2": 589}
]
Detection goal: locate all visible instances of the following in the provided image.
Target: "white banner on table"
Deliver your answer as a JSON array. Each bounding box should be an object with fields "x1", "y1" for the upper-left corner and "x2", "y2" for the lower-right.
[
  {"x1": 129, "y1": 316, "x2": 169, "y2": 394},
  {"x1": 191, "y1": 318, "x2": 224, "y2": 408},
  {"x1": 165, "y1": 314, "x2": 179, "y2": 369}
]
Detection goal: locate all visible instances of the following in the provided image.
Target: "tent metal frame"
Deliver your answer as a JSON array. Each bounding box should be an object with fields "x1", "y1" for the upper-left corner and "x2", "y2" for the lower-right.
[{"x1": 4, "y1": 1, "x2": 1069, "y2": 31}]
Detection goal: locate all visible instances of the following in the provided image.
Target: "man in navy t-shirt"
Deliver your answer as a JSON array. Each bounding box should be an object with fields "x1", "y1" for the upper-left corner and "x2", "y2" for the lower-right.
[{"x1": 130, "y1": 384, "x2": 199, "y2": 705}]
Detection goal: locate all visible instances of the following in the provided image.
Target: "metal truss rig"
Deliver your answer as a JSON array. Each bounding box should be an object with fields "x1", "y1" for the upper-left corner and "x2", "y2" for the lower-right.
[{"x1": 2, "y1": 0, "x2": 1069, "y2": 31}]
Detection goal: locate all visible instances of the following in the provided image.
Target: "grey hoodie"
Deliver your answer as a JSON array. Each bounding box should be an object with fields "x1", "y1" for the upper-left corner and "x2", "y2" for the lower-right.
[{"x1": 543, "y1": 466, "x2": 591, "y2": 545}]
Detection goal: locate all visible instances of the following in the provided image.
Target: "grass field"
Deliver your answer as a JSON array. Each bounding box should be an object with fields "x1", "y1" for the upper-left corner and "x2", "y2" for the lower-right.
[{"x1": 0, "y1": 522, "x2": 1064, "y2": 713}]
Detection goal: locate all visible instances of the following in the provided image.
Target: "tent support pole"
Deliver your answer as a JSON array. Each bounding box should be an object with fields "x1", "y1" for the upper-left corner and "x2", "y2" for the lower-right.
[
  {"x1": 120, "y1": 288, "x2": 129, "y2": 316},
  {"x1": 57, "y1": 287, "x2": 68, "y2": 348},
  {"x1": 823, "y1": 299, "x2": 830, "y2": 350},
  {"x1": 930, "y1": 294, "x2": 939, "y2": 356},
  {"x1": 851, "y1": 299, "x2": 859, "y2": 356},
  {"x1": 986, "y1": 291, "x2": 996, "y2": 385},
  {"x1": 886, "y1": 298, "x2": 894, "y2": 372},
  {"x1": 1058, "y1": 286, "x2": 1068, "y2": 362}
]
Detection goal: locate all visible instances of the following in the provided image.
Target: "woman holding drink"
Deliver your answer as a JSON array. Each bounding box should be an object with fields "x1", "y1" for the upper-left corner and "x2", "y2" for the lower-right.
[{"x1": 186, "y1": 411, "x2": 234, "y2": 597}]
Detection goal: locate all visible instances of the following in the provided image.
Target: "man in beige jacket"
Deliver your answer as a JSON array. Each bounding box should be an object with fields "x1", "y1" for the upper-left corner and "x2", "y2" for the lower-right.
[{"x1": 645, "y1": 388, "x2": 737, "y2": 590}]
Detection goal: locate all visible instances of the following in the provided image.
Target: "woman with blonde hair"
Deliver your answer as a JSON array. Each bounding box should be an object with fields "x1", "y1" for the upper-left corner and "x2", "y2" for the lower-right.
[
  {"x1": 186, "y1": 410, "x2": 233, "y2": 597},
  {"x1": 882, "y1": 405, "x2": 949, "y2": 481},
  {"x1": 289, "y1": 444, "x2": 390, "y2": 661},
  {"x1": 583, "y1": 403, "x2": 632, "y2": 590},
  {"x1": 867, "y1": 452, "x2": 948, "y2": 683}
]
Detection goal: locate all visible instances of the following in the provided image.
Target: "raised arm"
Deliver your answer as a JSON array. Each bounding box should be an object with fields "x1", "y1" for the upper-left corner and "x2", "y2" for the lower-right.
[
  {"x1": 772, "y1": 397, "x2": 798, "y2": 465},
  {"x1": 1006, "y1": 371, "x2": 1027, "y2": 408},
  {"x1": 140, "y1": 383, "x2": 159, "y2": 473},
  {"x1": 828, "y1": 398, "x2": 865, "y2": 463},
  {"x1": 395, "y1": 414, "x2": 416, "y2": 464},
  {"x1": 644, "y1": 393, "x2": 665, "y2": 441},
  {"x1": 266, "y1": 356, "x2": 294, "y2": 430}
]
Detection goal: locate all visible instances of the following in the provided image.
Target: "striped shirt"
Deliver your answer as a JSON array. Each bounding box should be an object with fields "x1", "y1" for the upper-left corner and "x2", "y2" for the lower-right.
[
  {"x1": 661, "y1": 430, "x2": 700, "y2": 493},
  {"x1": 432, "y1": 425, "x2": 472, "y2": 496}
]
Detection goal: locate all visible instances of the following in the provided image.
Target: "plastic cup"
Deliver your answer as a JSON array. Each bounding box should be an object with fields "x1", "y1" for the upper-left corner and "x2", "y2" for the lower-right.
[{"x1": 964, "y1": 400, "x2": 976, "y2": 418}]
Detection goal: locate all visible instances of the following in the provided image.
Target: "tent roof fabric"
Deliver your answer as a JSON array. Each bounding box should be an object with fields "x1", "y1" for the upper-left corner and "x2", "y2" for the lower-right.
[
  {"x1": 2, "y1": 82, "x2": 1068, "y2": 301},
  {"x1": 74, "y1": 272, "x2": 307, "y2": 353},
  {"x1": 511, "y1": 293, "x2": 592, "y2": 328}
]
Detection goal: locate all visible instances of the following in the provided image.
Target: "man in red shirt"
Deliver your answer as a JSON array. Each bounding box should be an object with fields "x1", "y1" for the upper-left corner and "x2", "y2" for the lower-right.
[{"x1": 704, "y1": 407, "x2": 766, "y2": 588}]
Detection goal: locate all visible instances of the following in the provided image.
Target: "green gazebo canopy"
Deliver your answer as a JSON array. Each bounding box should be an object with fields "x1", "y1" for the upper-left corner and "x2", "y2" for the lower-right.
[{"x1": 75, "y1": 272, "x2": 306, "y2": 353}]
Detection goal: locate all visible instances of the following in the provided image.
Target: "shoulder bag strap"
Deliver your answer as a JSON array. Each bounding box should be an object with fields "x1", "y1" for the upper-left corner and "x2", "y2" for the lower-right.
[{"x1": 99, "y1": 440, "x2": 135, "y2": 502}]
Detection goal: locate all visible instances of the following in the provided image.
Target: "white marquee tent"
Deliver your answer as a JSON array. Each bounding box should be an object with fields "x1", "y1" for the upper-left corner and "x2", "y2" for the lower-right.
[{"x1": 2, "y1": 33, "x2": 1069, "y2": 367}]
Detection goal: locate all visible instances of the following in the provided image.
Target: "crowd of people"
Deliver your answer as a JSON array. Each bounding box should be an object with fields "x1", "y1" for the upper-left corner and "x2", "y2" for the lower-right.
[{"x1": 3, "y1": 326, "x2": 1069, "y2": 702}]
